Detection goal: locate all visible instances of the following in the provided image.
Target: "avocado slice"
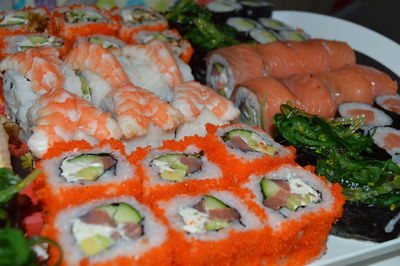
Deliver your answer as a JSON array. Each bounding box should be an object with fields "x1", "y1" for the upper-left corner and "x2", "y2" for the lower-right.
[
  {"x1": 260, "y1": 178, "x2": 281, "y2": 199},
  {"x1": 27, "y1": 35, "x2": 48, "y2": 45},
  {"x1": 75, "y1": 165, "x2": 105, "y2": 181},
  {"x1": 79, "y1": 75, "x2": 91, "y2": 101},
  {"x1": 205, "y1": 218, "x2": 230, "y2": 231},
  {"x1": 153, "y1": 154, "x2": 190, "y2": 182},
  {"x1": 13, "y1": 11, "x2": 30, "y2": 19},
  {"x1": 78, "y1": 234, "x2": 113, "y2": 256},
  {"x1": 286, "y1": 195, "x2": 303, "y2": 211},
  {"x1": 204, "y1": 195, "x2": 229, "y2": 210},
  {"x1": 114, "y1": 203, "x2": 143, "y2": 224}
]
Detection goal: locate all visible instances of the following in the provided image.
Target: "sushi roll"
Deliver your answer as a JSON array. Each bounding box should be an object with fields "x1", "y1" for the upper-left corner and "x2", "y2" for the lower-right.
[
  {"x1": 42, "y1": 196, "x2": 172, "y2": 266},
  {"x1": 375, "y1": 94, "x2": 400, "y2": 129},
  {"x1": 238, "y1": 0, "x2": 273, "y2": 19},
  {"x1": 0, "y1": 7, "x2": 50, "y2": 37},
  {"x1": 34, "y1": 140, "x2": 141, "y2": 209},
  {"x1": 206, "y1": 0, "x2": 242, "y2": 24},
  {"x1": 242, "y1": 164, "x2": 345, "y2": 264},
  {"x1": 157, "y1": 190, "x2": 264, "y2": 265},
  {"x1": 258, "y1": 18, "x2": 292, "y2": 32},
  {"x1": 0, "y1": 33, "x2": 66, "y2": 60},
  {"x1": 226, "y1": 17, "x2": 260, "y2": 42},
  {"x1": 50, "y1": 5, "x2": 118, "y2": 45},
  {"x1": 206, "y1": 44, "x2": 265, "y2": 98},
  {"x1": 249, "y1": 28, "x2": 280, "y2": 44},
  {"x1": 338, "y1": 102, "x2": 393, "y2": 132},
  {"x1": 140, "y1": 143, "x2": 223, "y2": 201},
  {"x1": 372, "y1": 127, "x2": 400, "y2": 166},
  {"x1": 131, "y1": 29, "x2": 194, "y2": 64},
  {"x1": 112, "y1": 6, "x2": 168, "y2": 43}
]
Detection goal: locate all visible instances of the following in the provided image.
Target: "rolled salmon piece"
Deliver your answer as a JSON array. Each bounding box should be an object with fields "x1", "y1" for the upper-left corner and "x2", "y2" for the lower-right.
[
  {"x1": 255, "y1": 39, "x2": 356, "y2": 78},
  {"x1": 231, "y1": 76, "x2": 299, "y2": 133},
  {"x1": 206, "y1": 44, "x2": 266, "y2": 99},
  {"x1": 283, "y1": 73, "x2": 337, "y2": 118}
]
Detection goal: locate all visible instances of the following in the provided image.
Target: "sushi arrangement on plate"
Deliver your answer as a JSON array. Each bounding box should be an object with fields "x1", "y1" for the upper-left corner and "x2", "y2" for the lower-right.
[{"x1": 0, "y1": 0, "x2": 399, "y2": 265}]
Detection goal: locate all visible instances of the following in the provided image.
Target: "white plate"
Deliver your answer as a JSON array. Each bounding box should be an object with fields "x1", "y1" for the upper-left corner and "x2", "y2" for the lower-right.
[{"x1": 273, "y1": 10, "x2": 400, "y2": 265}]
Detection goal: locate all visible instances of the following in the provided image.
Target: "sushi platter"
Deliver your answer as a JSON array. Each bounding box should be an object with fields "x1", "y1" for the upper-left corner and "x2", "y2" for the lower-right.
[{"x1": 0, "y1": 1, "x2": 399, "y2": 265}]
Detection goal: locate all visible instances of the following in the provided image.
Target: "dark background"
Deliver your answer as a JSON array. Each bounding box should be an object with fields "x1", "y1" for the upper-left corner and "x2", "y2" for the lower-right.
[{"x1": 269, "y1": 0, "x2": 399, "y2": 44}]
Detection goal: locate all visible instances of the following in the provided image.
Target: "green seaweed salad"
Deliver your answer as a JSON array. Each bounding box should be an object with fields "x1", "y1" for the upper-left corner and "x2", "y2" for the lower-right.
[
  {"x1": 165, "y1": 0, "x2": 240, "y2": 50},
  {"x1": 0, "y1": 168, "x2": 61, "y2": 265},
  {"x1": 273, "y1": 104, "x2": 400, "y2": 209}
]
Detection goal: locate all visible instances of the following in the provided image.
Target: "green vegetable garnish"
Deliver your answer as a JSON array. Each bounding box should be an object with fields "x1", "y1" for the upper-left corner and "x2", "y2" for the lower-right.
[{"x1": 273, "y1": 104, "x2": 400, "y2": 208}]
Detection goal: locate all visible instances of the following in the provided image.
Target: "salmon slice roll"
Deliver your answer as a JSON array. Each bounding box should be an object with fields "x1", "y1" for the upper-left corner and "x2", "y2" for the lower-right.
[
  {"x1": 372, "y1": 127, "x2": 400, "y2": 167},
  {"x1": 172, "y1": 81, "x2": 239, "y2": 122},
  {"x1": 111, "y1": 6, "x2": 168, "y2": 43},
  {"x1": 231, "y1": 77, "x2": 299, "y2": 133},
  {"x1": 104, "y1": 82, "x2": 183, "y2": 139},
  {"x1": 375, "y1": 94, "x2": 400, "y2": 115},
  {"x1": 318, "y1": 39, "x2": 356, "y2": 70},
  {"x1": 315, "y1": 65, "x2": 375, "y2": 105},
  {"x1": 353, "y1": 65, "x2": 398, "y2": 96},
  {"x1": 206, "y1": 44, "x2": 265, "y2": 98},
  {"x1": 283, "y1": 74, "x2": 337, "y2": 118}
]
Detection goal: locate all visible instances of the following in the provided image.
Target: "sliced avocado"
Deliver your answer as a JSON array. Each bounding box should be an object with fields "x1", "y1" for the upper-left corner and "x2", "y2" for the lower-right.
[
  {"x1": 204, "y1": 195, "x2": 229, "y2": 210},
  {"x1": 237, "y1": 19, "x2": 256, "y2": 29},
  {"x1": 153, "y1": 34, "x2": 169, "y2": 42},
  {"x1": 27, "y1": 35, "x2": 48, "y2": 45},
  {"x1": 214, "y1": 63, "x2": 225, "y2": 73},
  {"x1": 78, "y1": 234, "x2": 113, "y2": 256},
  {"x1": 71, "y1": 10, "x2": 85, "y2": 18},
  {"x1": 205, "y1": 218, "x2": 230, "y2": 231},
  {"x1": 2, "y1": 19, "x2": 26, "y2": 26},
  {"x1": 95, "y1": 204, "x2": 118, "y2": 218},
  {"x1": 286, "y1": 195, "x2": 303, "y2": 211},
  {"x1": 19, "y1": 45, "x2": 35, "y2": 51},
  {"x1": 79, "y1": 75, "x2": 91, "y2": 100},
  {"x1": 260, "y1": 178, "x2": 281, "y2": 199},
  {"x1": 13, "y1": 11, "x2": 30, "y2": 19},
  {"x1": 114, "y1": 203, "x2": 143, "y2": 224},
  {"x1": 76, "y1": 165, "x2": 104, "y2": 181},
  {"x1": 68, "y1": 154, "x2": 101, "y2": 164},
  {"x1": 153, "y1": 154, "x2": 190, "y2": 181},
  {"x1": 88, "y1": 37, "x2": 105, "y2": 46},
  {"x1": 223, "y1": 129, "x2": 277, "y2": 155}
]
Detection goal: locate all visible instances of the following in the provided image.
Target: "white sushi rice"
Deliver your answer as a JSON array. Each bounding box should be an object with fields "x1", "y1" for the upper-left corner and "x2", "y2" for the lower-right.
[
  {"x1": 41, "y1": 144, "x2": 135, "y2": 192},
  {"x1": 55, "y1": 196, "x2": 167, "y2": 265},
  {"x1": 338, "y1": 102, "x2": 393, "y2": 131},
  {"x1": 215, "y1": 124, "x2": 291, "y2": 161},
  {"x1": 142, "y1": 144, "x2": 222, "y2": 187},
  {"x1": 81, "y1": 69, "x2": 113, "y2": 107},
  {"x1": 243, "y1": 165, "x2": 335, "y2": 231},
  {"x1": 158, "y1": 190, "x2": 263, "y2": 241},
  {"x1": 372, "y1": 127, "x2": 400, "y2": 156}
]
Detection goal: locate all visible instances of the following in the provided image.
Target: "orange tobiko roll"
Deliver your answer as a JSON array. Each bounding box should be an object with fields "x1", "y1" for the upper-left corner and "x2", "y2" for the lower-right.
[
  {"x1": 0, "y1": 7, "x2": 50, "y2": 38},
  {"x1": 137, "y1": 134, "x2": 228, "y2": 204},
  {"x1": 50, "y1": 5, "x2": 118, "y2": 47},
  {"x1": 33, "y1": 139, "x2": 141, "y2": 211},
  {"x1": 111, "y1": 6, "x2": 168, "y2": 43},
  {"x1": 41, "y1": 195, "x2": 173, "y2": 266}
]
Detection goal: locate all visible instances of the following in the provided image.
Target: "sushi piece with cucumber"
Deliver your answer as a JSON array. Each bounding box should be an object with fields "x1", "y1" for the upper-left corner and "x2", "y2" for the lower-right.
[
  {"x1": 238, "y1": 0, "x2": 273, "y2": 19},
  {"x1": 216, "y1": 124, "x2": 291, "y2": 160},
  {"x1": 158, "y1": 190, "x2": 263, "y2": 265},
  {"x1": 44, "y1": 196, "x2": 171, "y2": 265},
  {"x1": 206, "y1": 0, "x2": 243, "y2": 24},
  {"x1": 84, "y1": 34, "x2": 126, "y2": 50},
  {"x1": 226, "y1": 17, "x2": 260, "y2": 42},
  {"x1": 249, "y1": 28, "x2": 280, "y2": 44}
]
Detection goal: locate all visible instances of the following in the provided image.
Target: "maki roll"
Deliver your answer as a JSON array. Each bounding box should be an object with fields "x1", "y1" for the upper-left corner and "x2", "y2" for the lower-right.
[
  {"x1": 249, "y1": 28, "x2": 280, "y2": 44},
  {"x1": 206, "y1": 0, "x2": 242, "y2": 24},
  {"x1": 258, "y1": 18, "x2": 291, "y2": 32},
  {"x1": 226, "y1": 17, "x2": 260, "y2": 42},
  {"x1": 375, "y1": 94, "x2": 400, "y2": 129},
  {"x1": 0, "y1": 33, "x2": 65, "y2": 60},
  {"x1": 34, "y1": 140, "x2": 139, "y2": 207},
  {"x1": 131, "y1": 29, "x2": 194, "y2": 63},
  {"x1": 338, "y1": 102, "x2": 393, "y2": 132},
  {"x1": 238, "y1": 0, "x2": 273, "y2": 19},
  {"x1": 140, "y1": 142, "x2": 223, "y2": 201},
  {"x1": 43, "y1": 196, "x2": 171, "y2": 265},
  {"x1": 0, "y1": 7, "x2": 50, "y2": 37},
  {"x1": 50, "y1": 5, "x2": 118, "y2": 45},
  {"x1": 372, "y1": 127, "x2": 400, "y2": 166},
  {"x1": 112, "y1": 6, "x2": 168, "y2": 43},
  {"x1": 157, "y1": 190, "x2": 264, "y2": 265}
]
